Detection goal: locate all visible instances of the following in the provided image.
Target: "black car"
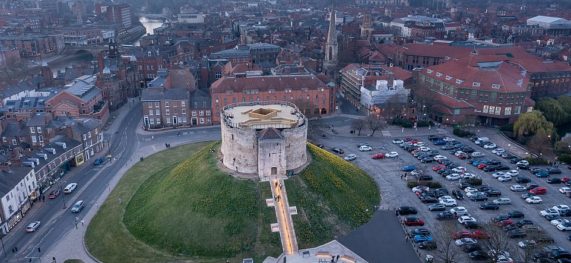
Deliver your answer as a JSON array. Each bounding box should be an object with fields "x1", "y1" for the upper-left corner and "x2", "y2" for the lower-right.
[
  {"x1": 396, "y1": 206, "x2": 417, "y2": 215},
  {"x1": 493, "y1": 215, "x2": 511, "y2": 222},
  {"x1": 420, "y1": 196, "x2": 438, "y2": 203},
  {"x1": 515, "y1": 176, "x2": 532, "y2": 184},
  {"x1": 526, "y1": 184, "x2": 540, "y2": 190},
  {"x1": 452, "y1": 190, "x2": 464, "y2": 200},
  {"x1": 508, "y1": 210, "x2": 525, "y2": 219},
  {"x1": 462, "y1": 243, "x2": 482, "y2": 253},
  {"x1": 480, "y1": 202, "x2": 500, "y2": 210},
  {"x1": 484, "y1": 165, "x2": 499, "y2": 172},
  {"x1": 548, "y1": 167, "x2": 562, "y2": 174},
  {"x1": 431, "y1": 188, "x2": 449, "y2": 197},
  {"x1": 418, "y1": 175, "x2": 433, "y2": 181},
  {"x1": 508, "y1": 229, "x2": 527, "y2": 238},
  {"x1": 503, "y1": 224, "x2": 518, "y2": 232},
  {"x1": 469, "y1": 250, "x2": 489, "y2": 260},
  {"x1": 331, "y1": 148, "x2": 344, "y2": 154},
  {"x1": 496, "y1": 165, "x2": 510, "y2": 171},
  {"x1": 464, "y1": 221, "x2": 480, "y2": 229},
  {"x1": 469, "y1": 193, "x2": 488, "y2": 202},
  {"x1": 484, "y1": 189, "x2": 502, "y2": 197},
  {"x1": 515, "y1": 219, "x2": 534, "y2": 227},
  {"x1": 458, "y1": 182, "x2": 472, "y2": 190},
  {"x1": 462, "y1": 147, "x2": 475, "y2": 153},
  {"x1": 418, "y1": 240, "x2": 437, "y2": 250},
  {"x1": 560, "y1": 210, "x2": 571, "y2": 217},
  {"x1": 410, "y1": 228, "x2": 431, "y2": 236},
  {"x1": 547, "y1": 178, "x2": 562, "y2": 184},
  {"x1": 477, "y1": 185, "x2": 492, "y2": 192},
  {"x1": 436, "y1": 211, "x2": 455, "y2": 220}
]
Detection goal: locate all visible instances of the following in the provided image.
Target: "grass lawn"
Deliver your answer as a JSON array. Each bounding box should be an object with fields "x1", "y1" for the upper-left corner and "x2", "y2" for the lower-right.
[
  {"x1": 86, "y1": 142, "x2": 378, "y2": 262},
  {"x1": 286, "y1": 144, "x2": 380, "y2": 249}
]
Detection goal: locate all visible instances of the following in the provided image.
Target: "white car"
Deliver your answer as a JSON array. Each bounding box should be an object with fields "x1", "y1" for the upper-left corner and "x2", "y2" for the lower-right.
[
  {"x1": 63, "y1": 183, "x2": 78, "y2": 194},
  {"x1": 556, "y1": 221, "x2": 571, "y2": 231},
  {"x1": 492, "y1": 148, "x2": 505, "y2": 154},
  {"x1": 412, "y1": 186, "x2": 429, "y2": 193},
  {"x1": 452, "y1": 167, "x2": 467, "y2": 173},
  {"x1": 510, "y1": 184, "x2": 526, "y2": 192},
  {"x1": 552, "y1": 205, "x2": 570, "y2": 213},
  {"x1": 471, "y1": 152, "x2": 485, "y2": 158},
  {"x1": 466, "y1": 191, "x2": 482, "y2": 198},
  {"x1": 458, "y1": 216, "x2": 477, "y2": 224},
  {"x1": 450, "y1": 206, "x2": 468, "y2": 216},
  {"x1": 433, "y1": 155, "x2": 447, "y2": 161},
  {"x1": 493, "y1": 198, "x2": 511, "y2": 205},
  {"x1": 540, "y1": 208, "x2": 560, "y2": 217},
  {"x1": 440, "y1": 199, "x2": 457, "y2": 207},
  {"x1": 344, "y1": 154, "x2": 357, "y2": 161},
  {"x1": 392, "y1": 139, "x2": 404, "y2": 144},
  {"x1": 455, "y1": 238, "x2": 477, "y2": 246},
  {"x1": 525, "y1": 196, "x2": 543, "y2": 204},
  {"x1": 484, "y1": 143, "x2": 497, "y2": 149},
  {"x1": 550, "y1": 219, "x2": 569, "y2": 226},
  {"x1": 413, "y1": 142, "x2": 425, "y2": 147},
  {"x1": 443, "y1": 137, "x2": 456, "y2": 142},
  {"x1": 559, "y1": 187, "x2": 571, "y2": 194},
  {"x1": 516, "y1": 160, "x2": 529, "y2": 166},
  {"x1": 359, "y1": 145, "x2": 372, "y2": 151},
  {"x1": 498, "y1": 175, "x2": 512, "y2": 182},
  {"x1": 446, "y1": 174, "x2": 461, "y2": 181},
  {"x1": 496, "y1": 255, "x2": 514, "y2": 263},
  {"x1": 419, "y1": 146, "x2": 431, "y2": 152},
  {"x1": 26, "y1": 221, "x2": 41, "y2": 232},
  {"x1": 506, "y1": 170, "x2": 519, "y2": 177},
  {"x1": 454, "y1": 151, "x2": 466, "y2": 157},
  {"x1": 461, "y1": 173, "x2": 477, "y2": 179},
  {"x1": 492, "y1": 172, "x2": 506, "y2": 178},
  {"x1": 464, "y1": 187, "x2": 479, "y2": 193},
  {"x1": 385, "y1": 152, "x2": 399, "y2": 158},
  {"x1": 518, "y1": 240, "x2": 537, "y2": 248}
]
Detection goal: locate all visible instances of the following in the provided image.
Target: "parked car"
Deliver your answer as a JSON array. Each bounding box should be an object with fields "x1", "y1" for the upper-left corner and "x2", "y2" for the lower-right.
[
  {"x1": 559, "y1": 187, "x2": 571, "y2": 194},
  {"x1": 344, "y1": 154, "x2": 357, "y2": 161},
  {"x1": 469, "y1": 250, "x2": 490, "y2": 260},
  {"x1": 530, "y1": 187, "x2": 547, "y2": 195},
  {"x1": 403, "y1": 217, "x2": 425, "y2": 226},
  {"x1": 508, "y1": 210, "x2": 525, "y2": 218},
  {"x1": 386, "y1": 152, "x2": 399, "y2": 158},
  {"x1": 458, "y1": 216, "x2": 477, "y2": 224},
  {"x1": 526, "y1": 196, "x2": 543, "y2": 204},
  {"x1": 93, "y1": 157, "x2": 106, "y2": 166},
  {"x1": 515, "y1": 176, "x2": 531, "y2": 184},
  {"x1": 510, "y1": 184, "x2": 526, "y2": 192},
  {"x1": 392, "y1": 139, "x2": 404, "y2": 144},
  {"x1": 455, "y1": 237, "x2": 478, "y2": 246},
  {"x1": 418, "y1": 240, "x2": 437, "y2": 250},
  {"x1": 396, "y1": 206, "x2": 417, "y2": 215},
  {"x1": 359, "y1": 145, "x2": 372, "y2": 152},
  {"x1": 429, "y1": 203, "x2": 447, "y2": 211},
  {"x1": 331, "y1": 148, "x2": 344, "y2": 154},
  {"x1": 371, "y1": 153, "x2": 385, "y2": 159},
  {"x1": 402, "y1": 165, "x2": 416, "y2": 172},
  {"x1": 437, "y1": 211, "x2": 456, "y2": 220},
  {"x1": 48, "y1": 189, "x2": 61, "y2": 199},
  {"x1": 547, "y1": 178, "x2": 562, "y2": 184},
  {"x1": 452, "y1": 190, "x2": 464, "y2": 200},
  {"x1": 480, "y1": 202, "x2": 500, "y2": 210},
  {"x1": 25, "y1": 221, "x2": 41, "y2": 232},
  {"x1": 450, "y1": 206, "x2": 469, "y2": 216},
  {"x1": 493, "y1": 198, "x2": 512, "y2": 205}
]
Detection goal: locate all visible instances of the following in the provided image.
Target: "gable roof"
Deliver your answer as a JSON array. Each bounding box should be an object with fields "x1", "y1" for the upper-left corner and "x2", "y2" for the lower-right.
[{"x1": 257, "y1": 127, "x2": 283, "y2": 140}]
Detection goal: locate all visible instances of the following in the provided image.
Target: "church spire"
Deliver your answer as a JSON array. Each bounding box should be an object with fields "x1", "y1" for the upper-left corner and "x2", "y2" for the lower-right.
[{"x1": 324, "y1": 6, "x2": 338, "y2": 70}]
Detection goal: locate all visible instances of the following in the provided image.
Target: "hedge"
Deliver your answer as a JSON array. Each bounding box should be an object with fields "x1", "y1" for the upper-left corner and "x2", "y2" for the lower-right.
[{"x1": 453, "y1": 127, "x2": 475, "y2": 138}]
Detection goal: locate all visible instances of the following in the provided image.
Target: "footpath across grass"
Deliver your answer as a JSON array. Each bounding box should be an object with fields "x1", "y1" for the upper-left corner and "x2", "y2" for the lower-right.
[{"x1": 286, "y1": 144, "x2": 380, "y2": 248}]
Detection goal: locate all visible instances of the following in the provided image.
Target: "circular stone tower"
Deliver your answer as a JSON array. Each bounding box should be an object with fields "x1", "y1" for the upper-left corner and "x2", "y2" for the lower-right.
[{"x1": 220, "y1": 102, "x2": 308, "y2": 181}]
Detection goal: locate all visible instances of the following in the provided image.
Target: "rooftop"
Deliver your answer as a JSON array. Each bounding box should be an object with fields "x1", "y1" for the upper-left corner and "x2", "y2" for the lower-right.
[{"x1": 222, "y1": 102, "x2": 305, "y2": 130}]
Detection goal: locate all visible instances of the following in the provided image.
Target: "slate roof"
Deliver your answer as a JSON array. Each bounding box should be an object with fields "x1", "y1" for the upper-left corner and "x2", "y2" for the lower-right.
[
  {"x1": 257, "y1": 127, "x2": 283, "y2": 140},
  {"x1": 141, "y1": 88, "x2": 189, "y2": 101},
  {"x1": 2, "y1": 121, "x2": 27, "y2": 137},
  {"x1": 0, "y1": 166, "x2": 33, "y2": 197},
  {"x1": 210, "y1": 75, "x2": 328, "y2": 94}
]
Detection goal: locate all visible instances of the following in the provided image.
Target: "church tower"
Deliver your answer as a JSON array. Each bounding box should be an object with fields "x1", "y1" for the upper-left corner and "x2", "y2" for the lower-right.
[
  {"x1": 360, "y1": 14, "x2": 373, "y2": 40},
  {"x1": 323, "y1": 9, "x2": 338, "y2": 70}
]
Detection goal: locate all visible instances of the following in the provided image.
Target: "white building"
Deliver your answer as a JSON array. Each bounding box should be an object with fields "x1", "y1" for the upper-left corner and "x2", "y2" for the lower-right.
[
  {"x1": 390, "y1": 15, "x2": 445, "y2": 37},
  {"x1": 177, "y1": 13, "x2": 206, "y2": 24},
  {"x1": 0, "y1": 167, "x2": 37, "y2": 234},
  {"x1": 360, "y1": 79, "x2": 409, "y2": 109},
  {"x1": 527, "y1": 16, "x2": 571, "y2": 35}
]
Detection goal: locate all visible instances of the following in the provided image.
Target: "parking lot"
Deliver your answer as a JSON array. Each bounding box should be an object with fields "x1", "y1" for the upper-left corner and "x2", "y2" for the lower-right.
[{"x1": 311, "y1": 129, "x2": 571, "y2": 263}]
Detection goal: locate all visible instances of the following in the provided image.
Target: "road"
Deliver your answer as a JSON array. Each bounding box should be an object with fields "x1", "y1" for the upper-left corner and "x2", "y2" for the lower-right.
[{"x1": 2, "y1": 104, "x2": 142, "y2": 262}]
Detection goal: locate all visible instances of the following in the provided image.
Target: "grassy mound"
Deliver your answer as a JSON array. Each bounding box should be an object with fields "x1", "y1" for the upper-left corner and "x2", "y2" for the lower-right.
[
  {"x1": 286, "y1": 144, "x2": 380, "y2": 248},
  {"x1": 123, "y1": 142, "x2": 267, "y2": 257}
]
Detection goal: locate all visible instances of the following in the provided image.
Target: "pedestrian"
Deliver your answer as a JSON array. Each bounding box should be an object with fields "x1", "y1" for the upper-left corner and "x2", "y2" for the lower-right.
[
  {"x1": 81, "y1": 219, "x2": 85, "y2": 226},
  {"x1": 14, "y1": 246, "x2": 17, "y2": 252},
  {"x1": 336, "y1": 255, "x2": 340, "y2": 262},
  {"x1": 400, "y1": 174, "x2": 403, "y2": 180}
]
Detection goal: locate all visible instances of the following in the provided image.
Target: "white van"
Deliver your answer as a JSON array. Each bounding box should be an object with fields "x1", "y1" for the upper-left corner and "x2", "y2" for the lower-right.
[{"x1": 475, "y1": 137, "x2": 490, "y2": 145}]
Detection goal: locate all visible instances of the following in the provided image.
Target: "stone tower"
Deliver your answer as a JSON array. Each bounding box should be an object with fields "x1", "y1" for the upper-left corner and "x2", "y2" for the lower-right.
[
  {"x1": 360, "y1": 14, "x2": 373, "y2": 40},
  {"x1": 323, "y1": 9, "x2": 338, "y2": 70}
]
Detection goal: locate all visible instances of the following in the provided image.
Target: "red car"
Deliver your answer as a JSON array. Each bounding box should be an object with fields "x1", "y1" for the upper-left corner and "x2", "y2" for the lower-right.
[
  {"x1": 495, "y1": 219, "x2": 513, "y2": 227},
  {"x1": 452, "y1": 230, "x2": 489, "y2": 240},
  {"x1": 371, "y1": 153, "x2": 385, "y2": 159},
  {"x1": 477, "y1": 164, "x2": 487, "y2": 169},
  {"x1": 48, "y1": 189, "x2": 60, "y2": 199},
  {"x1": 432, "y1": 164, "x2": 446, "y2": 171},
  {"x1": 562, "y1": 177, "x2": 570, "y2": 183},
  {"x1": 529, "y1": 187, "x2": 547, "y2": 195},
  {"x1": 403, "y1": 217, "x2": 425, "y2": 226}
]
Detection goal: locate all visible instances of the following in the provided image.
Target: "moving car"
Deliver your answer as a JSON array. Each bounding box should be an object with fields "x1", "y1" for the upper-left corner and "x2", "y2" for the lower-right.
[
  {"x1": 93, "y1": 157, "x2": 106, "y2": 166},
  {"x1": 71, "y1": 200, "x2": 85, "y2": 213},
  {"x1": 63, "y1": 183, "x2": 77, "y2": 194},
  {"x1": 48, "y1": 189, "x2": 60, "y2": 199},
  {"x1": 343, "y1": 154, "x2": 357, "y2": 161},
  {"x1": 386, "y1": 152, "x2": 399, "y2": 158},
  {"x1": 26, "y1": 221, "x2": 41, "y2": 232}
]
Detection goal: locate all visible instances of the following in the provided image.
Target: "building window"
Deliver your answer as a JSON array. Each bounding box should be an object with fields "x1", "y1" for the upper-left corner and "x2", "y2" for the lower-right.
[
  {"x1": 492, "y1": 84, "x2": 501, "y2": 89},
  {"x1": 12, "y1": 139, "x2": 17, "y2": 145},
  {"x1": 155, "y1": 102, "x2": 159, "y2": 108},
  {"x1": 181, "y1": 101, "x2": 185, "y2": 107},
  {"x1": 83, "y1": 134, "x2": 87, "y2": 141},
  {"x1": 505, "y1": 107, "x2": 512, "y2": 116},
  {"x1": 165, "y1": 101, "x2": 169, "y2": 107},
  {"x1": 182, "y1": 108, "x2": 186, "y2": 114},
  {"x1": 165, "y1": 108, "x2": 170, "y2": 115},
  {"x1": 199, "y1": 111, "x2": 204, "y2": 116},
  {"x1": 155, "y1": 109, "x2": 160, "y2": 115},
  {"x1": 32, "y1": 136, "x2": 37, "y2": 143},
  {"x1": 200, "y1": 118, "x2": 205, "y2": 124},
  {"x1": 150, "y1": 118, "x2": 155, "y2": 125},
  {"x1": 149, "y1": 110, "x2": 153, "y2": 116},
  {"x1": 472, "y1": 82, "x2": 480, "y2": 87},
  {"x1": 206, "y1": 111, "x2": 211, "y2": 116},
  {"x1": 515, "y1": 106, "x2": 521, "y2": 115},
  {"x1": 30, "y1": 127, "x2": 35, "y2": 134},
  {"x1": 156, "y1": 118, "x2": 161, "y2": 124},
  {"x1": 192, "y1": 111, "x2": 197, "y2": 117},
  {"x1": 166, "y1": 118, "x2": 171, "y2": 124}
]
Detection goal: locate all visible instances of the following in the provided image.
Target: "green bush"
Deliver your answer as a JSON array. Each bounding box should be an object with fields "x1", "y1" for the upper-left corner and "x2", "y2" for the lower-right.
[
  {"x1": 417, "y1": 120, "x2": 434, "y2": 127},
  {"x1": 392, "y1": 117, "x2": 414, "y2": 128},
  {"x1": 557, "y1": 153, "x2": 571, "y2": 164},
  {"x1": 407, "y1": 181, "x2": 419, "y2": 188},
  {"x1": 526, "y1": 157, "x2": 549, "y2": 165},
  {"x1": 453, "y1": 127, "x2": 475, "y2": 138}
]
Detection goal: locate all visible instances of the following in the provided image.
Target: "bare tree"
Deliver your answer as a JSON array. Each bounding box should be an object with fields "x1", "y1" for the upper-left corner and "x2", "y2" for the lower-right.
[
  {"x1": 381, "y1": 95, "x2": 406, "y2": 121},
  {"x1": 517, "y1": 230, "x2": 551, "y2": 263},
  {"x1": 434, "y1": 220, "x2": 460, "y2": 263},
  {"x1": 480, "y1": 222, "x2": 515, "y2": 261},
  {"x1": 367, "y1": 115, "x2": 385, "y2": 136},
  {"x1": 351, "y1": 118, "x2": 366, "y2": 136}
]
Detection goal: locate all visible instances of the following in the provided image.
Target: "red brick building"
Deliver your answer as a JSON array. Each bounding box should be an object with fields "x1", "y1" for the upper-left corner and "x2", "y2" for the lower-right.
[
  {"x1": 415, "y1": 53, "x2": 534, "y2": 125},
  {"x1": 210, "y1": 75, "x2": 332, "y2": 123}
]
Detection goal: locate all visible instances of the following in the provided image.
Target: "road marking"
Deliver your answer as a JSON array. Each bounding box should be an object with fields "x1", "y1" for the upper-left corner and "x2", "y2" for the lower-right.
[{"x1": 382, "y1": 130, "x2": 391, "y2": 137}]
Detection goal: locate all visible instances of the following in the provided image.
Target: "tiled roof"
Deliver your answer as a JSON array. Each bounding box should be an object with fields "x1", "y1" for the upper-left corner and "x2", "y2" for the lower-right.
[{"x1": 210, "y1": 75, "x2": 328, "y2": 94}]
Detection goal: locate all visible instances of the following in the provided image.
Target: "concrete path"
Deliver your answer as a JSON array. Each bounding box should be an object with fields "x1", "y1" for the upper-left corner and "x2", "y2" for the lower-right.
[{"x1": 270, "y1": 179, "x2": 298, "y2": 255}]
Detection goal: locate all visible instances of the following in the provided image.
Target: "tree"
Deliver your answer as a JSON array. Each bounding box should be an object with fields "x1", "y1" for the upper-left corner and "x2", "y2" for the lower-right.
[
  {"x1": 381, "y1": 95, "x2": 406, "y2": 120},
  {"x1": 351, "y1": 119, "x2": 366, "y2": 136},
  {"x1": 536, "y1": 98, "x2": 567, "y2": 126},
  {"x1": 513, "y1": 111, "x2": 554, "y2": 141},
  {"x1": 367, "y1": 115, "x2": 384, "y2": 136},
  {"x1": 480, "y1": 222, "x2": 515, "y2": 261},
  {"x1": 527, "y1": 129, "x2": 552, "y2": 155},
  {"x1": 434, "y1": 221, "x2": 460, "y2": 263}
]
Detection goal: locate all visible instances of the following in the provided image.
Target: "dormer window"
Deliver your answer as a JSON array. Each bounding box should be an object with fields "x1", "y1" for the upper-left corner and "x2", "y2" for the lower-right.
[
  {"x1": 472, "y1": 82, "x2": 481, "y2": 87},
  {"x1": 436, "y1": 72, "x2": 443, "y2": 77},
  {"x1": 426, "y1": 69, "x2": 433, "y2": 74},
  {"x1": 492, "y1": 84, "x2": 501, "y2": 89},
  {"x1": 456, "y1": 79, "x2": 464, "y2": 84},
  {"x1": 445, "y1": 75, "x2": 453, "y2": 80}
]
